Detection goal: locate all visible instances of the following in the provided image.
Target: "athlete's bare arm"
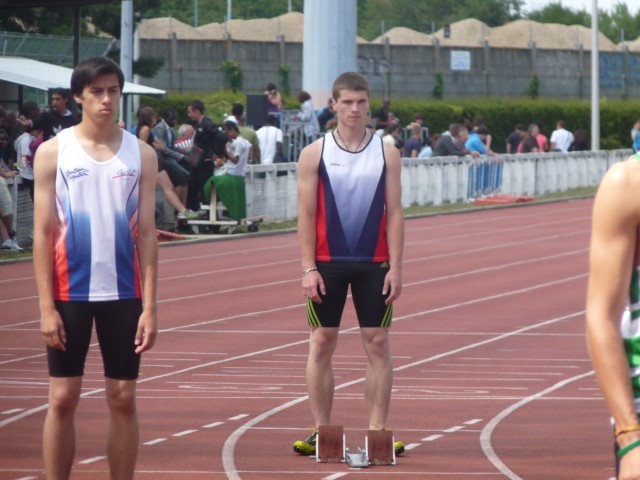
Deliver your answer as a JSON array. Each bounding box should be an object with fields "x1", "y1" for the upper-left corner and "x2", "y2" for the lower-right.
[
  {"x1": 33, "y1": 137, "x2": 67, "y2": 351},
  {"x1": 586, "y1": 158, "x2": 640, "y2": 477},
  {"x1": 382, "y1": 141, "x2": 404, "y2": 304},
  {"x1": 134, "y1": 140, "x2": 159, "y2": 353},
  {"x1": 297, "y1": 139, "x2": 325, "y2": 303}
]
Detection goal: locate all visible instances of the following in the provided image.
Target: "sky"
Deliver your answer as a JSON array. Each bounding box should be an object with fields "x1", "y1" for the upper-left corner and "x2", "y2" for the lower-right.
[{"x1": 522, "y1": 0, "x2": 638, "y2": 14}]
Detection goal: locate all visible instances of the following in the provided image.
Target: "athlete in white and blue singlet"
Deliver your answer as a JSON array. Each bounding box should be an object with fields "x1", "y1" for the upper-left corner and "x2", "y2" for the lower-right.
[
  {"x1": 33, "y1": 56, "x2": 158, "y2": 480},
  {"x1": 294, "y1": 72, "x2": 404, "y2": 455}
]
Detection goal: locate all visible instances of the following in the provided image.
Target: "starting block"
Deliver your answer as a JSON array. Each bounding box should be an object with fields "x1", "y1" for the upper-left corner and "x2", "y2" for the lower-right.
[
  {"x1": 366, "y1": 429, "x2": 396, "y2": 466},
  {"x1": 316, "y1": 425, "x2": 345, "y2": 463}
]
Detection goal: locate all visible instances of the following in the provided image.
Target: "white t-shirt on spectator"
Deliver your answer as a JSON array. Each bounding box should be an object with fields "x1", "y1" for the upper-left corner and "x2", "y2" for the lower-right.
[
  {"x1": 256, "y1": 125, "x2": 283, "y2": 164},
  {"x1": 550, "y1": 128, "x2": 574, "y2": 152},
  {"x1": 226, "y1": 136, "x2": 251, "y2": 176},
  {"x1": 14, "y1": 132, "x2": 35, "y2": 180}
]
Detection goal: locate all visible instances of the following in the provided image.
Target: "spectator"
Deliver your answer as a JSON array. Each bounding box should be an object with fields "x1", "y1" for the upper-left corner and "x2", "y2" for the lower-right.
[
  {"x1": 237, "y1": 113, "x2": 261, "y2": 165},
  {"x1": 265, "y1": 82, "x2": 283, "y2": 114},
  {"x1": 316, "y1": 98, "x2": 335, "y2": 132},
  {"x1": 466, "y1": 125, "x2": 493, "y2": 155},
  {"x1": 375, "y1": 112, "x2": 397, "y2": 137},
  {"x1": 0, "y1": 131, "x2": 22, "y2": 251},
  {"x1": 18, "y1": 88, "x2": 79, "y2": 141},
  {"x1": 434, "y1": 124, "x2": 468, "y2": 157},
  {"x1": 473, "y1": 117, "x2": 492, "y2": 152},
  {"x1": 154, "y1": 107, "x2": 192, "y2": 210},
  {"x1": 0, "y1": 171, "x2": 21, "y2": 251},
  {"x1": 186, "y1": 99, "x2": 230, "y2": 211},
  {"x1": 506, "y1": 124, "x2": 524, "y2": 154},
  {"x1": 256, "y1": 114, "x2": 284, "y2": 165},
  {"x1": 518, "y1": 124, "x2": 541, "y2": 153},
  {"x1": 224, "y1": 103, "x2": 243, "y2": 125},
  {"x1": 296, "y1": 91, "x2": 320, "y2": 143},
  {"x1": 218, "y1": 121, "x2": 250, "y2": 177},
  {"x1": 382, "y1": 123, "x2": 401, "y2": 149},
  {"x1": 419, "y1": 135, "x2": 436, "y2": 158},
  {"x1": 569, "y1": 128, "x2": 589, "y2": 152},
  {"x1": 550, "y1": 120, "x2": 574, "y2": 152},
  {"x1": 137, "y1": 106, "x2": 197, "y2": 221},
  {"x1": 14, "y1": 124, "x2": 41, "y2": 201},
  {"x1": 631, "y1": 120, "x2": 640, "y2": 153},
  {"x1": 535, "y1": 121, "x2": 549, "y2": 152},
  {"x1": 403, "y1": 124, "x2": 423, "y2": 158},
  {"x1": 175, "y1": 123, "x2": 195, "y2": 150},
  {"x1": 374, "y1": 98, "x2": 391, "y2": 131}
]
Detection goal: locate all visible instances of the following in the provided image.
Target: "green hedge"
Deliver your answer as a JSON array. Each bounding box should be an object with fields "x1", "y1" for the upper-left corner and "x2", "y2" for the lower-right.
[
  {"x1": 370, "y1": 97, "x2": 640, "y2": 152},
  {"x1": 143, "y1": 92, "x2": 638, "y2": 151}
]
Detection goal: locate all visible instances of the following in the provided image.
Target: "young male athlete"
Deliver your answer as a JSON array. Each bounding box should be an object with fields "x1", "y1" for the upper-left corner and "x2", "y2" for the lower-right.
[
  {"x1": 587, "y1": 150, "x2": 640, "y2": 479},
  {"x1": 33, "y1": 56, "x2": 158, "y2": 480},
  {"x1": 294, "y1": 72, "x2": 405, "y2": 456}
]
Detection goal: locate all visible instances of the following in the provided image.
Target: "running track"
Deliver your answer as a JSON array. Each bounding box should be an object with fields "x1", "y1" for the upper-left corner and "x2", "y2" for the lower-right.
[{"x1": 0, "y1": 198, "x2": 616, "y2": 479}]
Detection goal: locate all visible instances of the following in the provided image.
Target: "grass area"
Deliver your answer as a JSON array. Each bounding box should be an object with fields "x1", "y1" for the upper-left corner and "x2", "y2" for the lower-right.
[{"x1": 0, "y1": 186, "x2": 597, "y2": 262}]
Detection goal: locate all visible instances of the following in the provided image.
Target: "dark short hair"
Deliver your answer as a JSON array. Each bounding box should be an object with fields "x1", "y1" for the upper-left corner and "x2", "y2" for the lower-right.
[
  {"x1": 231, "y1": 103, "x2": 244, "y2": 116},
  {"x1": 265, "y1": 114, "x2": 278, "y2": 126},
  {"x1": 476, "y1": 125, "x2": 490, "y2": 135},
  {"x1": 189, "y1": 99, "x2": 205, "y2": 114},
  {"x1": 332, "y1": 72, "x2": 369, "y2": 100},
  {"x1": 20, "y1": 101, "x2": 39, "y2": 118},
  {"x1": 50, "y1": 87, "x2": 70, "y2": 99},
  {"x1": 297, "y1": 90, "x2": 311, "y2": 103},
  {"x1": 162, "y1": 106, "x2": 177, "y2": 119},
  {"x1": 70, "y1": 56, "x2": 124, "y2": 98},
  {"x1": 223, "y1": 120, "x2": 239, "y2": 132}
]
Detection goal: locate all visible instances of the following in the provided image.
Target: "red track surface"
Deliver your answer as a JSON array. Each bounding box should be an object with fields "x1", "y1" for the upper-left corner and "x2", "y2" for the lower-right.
[{"x1": 0, "y1": 199, "x2": 615, "y2": 479}]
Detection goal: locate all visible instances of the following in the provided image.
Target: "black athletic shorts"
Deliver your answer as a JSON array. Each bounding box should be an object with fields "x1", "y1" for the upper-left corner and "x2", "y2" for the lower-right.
[
  {"x1": 47, "y1": 299, "x2": 143, "y2": 380},
  {"x1": 306, "y1": 261, "x2": 393, "y2": 328}
]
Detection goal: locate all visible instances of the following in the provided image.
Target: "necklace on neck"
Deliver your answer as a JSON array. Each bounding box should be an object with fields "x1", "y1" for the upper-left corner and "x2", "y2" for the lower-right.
[{"x1": 335, "y1": 128, "x2": 368, "y2": 152}]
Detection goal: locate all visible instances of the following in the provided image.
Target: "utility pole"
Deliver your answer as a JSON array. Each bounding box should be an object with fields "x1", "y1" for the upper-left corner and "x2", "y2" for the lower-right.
[{"x1": 591, "y1": 0, "x2": 600, "y2": 150}]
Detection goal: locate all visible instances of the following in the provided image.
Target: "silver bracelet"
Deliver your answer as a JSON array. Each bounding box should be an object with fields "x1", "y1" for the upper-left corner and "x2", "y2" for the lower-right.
[{"x1": 302, "y1": 267, "x2": 318, "y2": 277}]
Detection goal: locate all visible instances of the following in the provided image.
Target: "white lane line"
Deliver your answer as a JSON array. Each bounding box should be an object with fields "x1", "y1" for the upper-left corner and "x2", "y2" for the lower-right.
[
  {"x1": 479, "y1": 371, "x2": 594, "y2": 480},
  {"x1": 322, "y1": 473, "x2": 349, "y2": 480},
  {"x1": 465, "y1": 419, "x2": 483, "y2": 425},
  {"x1": 203, "y1": 421, "x2": 225, "y2": 429},
  {"x1": 172, "y1": 429, "x2": 198, "y2": 437},
  {"x1": 229, "y1": 414, "x2": 250, "y2": 421},
  {"x1": 404, "y1": 443, "x2": 421, "y2": 450},
  {"x1": 143, "y1": 438, "x2": 167, "y2": 446},
  {"x1": 422, "y1": 435, "x2": 443, "y2": 441},
  {"x1": 222, "y1": 309, "x2": 584, "y2": 480},
  {"x1": 2, "y1": 408, "x2": 24, "y2": 414},
  {"x1": 444, "y1": 426, "x2": 465, "y2": 433},
  {"x1": 78, "y1": 456, "x2": 106, "y2": 464}
]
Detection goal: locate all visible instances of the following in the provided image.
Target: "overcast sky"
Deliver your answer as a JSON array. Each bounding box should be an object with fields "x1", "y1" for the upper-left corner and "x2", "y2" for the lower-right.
[{"x1": 522, "y1": 0, "x2": 638, "y2": 14}]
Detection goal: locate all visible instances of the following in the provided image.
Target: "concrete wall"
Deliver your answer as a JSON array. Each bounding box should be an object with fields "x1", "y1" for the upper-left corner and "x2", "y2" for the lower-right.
[{"x1": 139, "y1": 37, "x2": 640, "y2": 99}]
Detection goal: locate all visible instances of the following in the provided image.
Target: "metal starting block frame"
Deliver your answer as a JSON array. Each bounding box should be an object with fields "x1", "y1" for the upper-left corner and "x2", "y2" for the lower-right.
[{"x1": 316, "y1": 425, "x2": 345, "y2": 463}]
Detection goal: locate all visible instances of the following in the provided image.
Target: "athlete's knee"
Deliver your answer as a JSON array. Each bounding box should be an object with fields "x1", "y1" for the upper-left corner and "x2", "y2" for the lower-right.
[
  {"x1": 361, "y1": 329, "x2": 390, "y2": 361},
  {"x1": 106, "y1": 382, "x2": 137, "y2": 416},
  {"x1": 309, "y1": 328, "x2": 339, "y2": 360},
  {"x1": 48, "y1": 382, "x2": 81, "y2": 417}
]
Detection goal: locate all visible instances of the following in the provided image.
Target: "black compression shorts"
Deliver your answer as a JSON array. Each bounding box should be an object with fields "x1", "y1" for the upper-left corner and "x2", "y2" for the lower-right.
[
  {"x1": 306, "y1": 261, "x2": 393, "y2": 328},
  {"x1": 47, "y1": 299, "x2": 143, "y2": 380}
]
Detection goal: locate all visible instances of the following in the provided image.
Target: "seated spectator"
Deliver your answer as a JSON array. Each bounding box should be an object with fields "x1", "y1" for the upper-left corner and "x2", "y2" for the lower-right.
[
  {"x1": 256, "y1": 114, "x2": 284, "y2": 165},
  {"x1": 175, "y1": 123, "x2": 195, "y2": 152},
  {"x1": 383, "y1": 123, "x2": 401, "y2": 148},
  {"x1": 14, "y1": 124, "x2": 42, "y2": 202},
  {"x1": 154, "y1": 107, "x2": 192, "y2": 209},
  {"x1": 237, "y1": 113, "x2": 261, "y2": 165},
  {"x1": 217, "y1": 121, "x2": 250, "y2": 177},
  {"x1": 0, "y1": 133, "x2": 22, "y2": 251},
  {"x1": 317, "y1": 98, "x2": 335, "y2": 132}
]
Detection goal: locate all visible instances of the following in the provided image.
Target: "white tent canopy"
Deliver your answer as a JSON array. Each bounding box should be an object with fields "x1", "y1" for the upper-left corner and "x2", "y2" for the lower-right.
[{"x1": 0, "y1": 56, "x2": 165, "y2": 96}]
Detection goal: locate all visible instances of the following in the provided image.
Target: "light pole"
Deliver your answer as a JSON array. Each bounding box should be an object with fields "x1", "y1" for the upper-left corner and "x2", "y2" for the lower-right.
[{"x1": 591, "y1": 0, "x2": 600, "y2": 150}]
